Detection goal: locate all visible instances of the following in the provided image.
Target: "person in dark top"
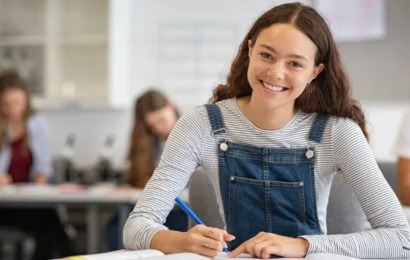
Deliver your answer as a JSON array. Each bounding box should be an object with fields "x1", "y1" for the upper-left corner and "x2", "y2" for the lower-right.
[{"x1": 0, "y1": 70, "x2": 73, "y2": 260}]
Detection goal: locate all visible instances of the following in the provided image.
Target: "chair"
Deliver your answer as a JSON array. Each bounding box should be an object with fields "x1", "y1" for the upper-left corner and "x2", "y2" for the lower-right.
[
  {"x1": 0, "y1": 226, "x2": 35, "y2": 260},
  {"x1": 188, "y1": 168, "x2": 365, "y2": 234},
  {"x1": 188, "y1": 168, "x2": 224, "y2": 229},
  {"x1": 326, "y1": 173, "x2": 365, "y2": 234},
  {"x1": 377, "y1": 161, "x2": 398, "y2": 193}
]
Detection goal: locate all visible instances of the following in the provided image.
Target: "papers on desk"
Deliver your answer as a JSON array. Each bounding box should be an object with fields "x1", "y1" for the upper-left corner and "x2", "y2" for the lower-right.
[
  {"x1": 63, "y1": 250, "x2": 365, "y2": 260},
  {"x1": 216, "y1": 252, "x2": 360, "y2": 259},
  {"x1": 59, "y1": 184, "x2": 86, "y2": 193},
  {"x1": 63, "y1": 249, "x2": 209, "y2": 260},
  {"x1": 0, "y1": 184, "x2": 15, "y2": 195},
  {"x1": 64, "y1": 249, "x2": 162, "y2": 259},
  {"x1": 0, "y1": 184, "x2": 57, "y2": 195},
  {"x1": 0, "y1": 183, "x2": 86, "y2": 195},
  {"x1": 291, "y1": 253, "x2": 359, "y2": 260},
  {"x1": 0, "y1": 183, "x2": 135, "y2": 196},
  {"x1": 65, "y1": 250, "x2": 406, "y2": 260}
]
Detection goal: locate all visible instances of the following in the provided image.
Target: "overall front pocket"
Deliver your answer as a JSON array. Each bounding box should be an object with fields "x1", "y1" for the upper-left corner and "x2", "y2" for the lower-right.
[
  {"x1": 227, "y1": 176, "x2": 266, "y2": 249},
  {"x1": 267, "y1": 180, "x2": 308, "y2": 237},
  {"x1": 228, "y1": 176, "x2": 307, "y2": 244}
]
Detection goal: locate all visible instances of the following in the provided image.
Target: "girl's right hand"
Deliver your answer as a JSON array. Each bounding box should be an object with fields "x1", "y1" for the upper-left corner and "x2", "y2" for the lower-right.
[
  {"x1": 181, "y1": 225, "x2": 235, "y2": 258},
  {"x1": 0, "y1": 174, "x2": 12, "y2": 185}
]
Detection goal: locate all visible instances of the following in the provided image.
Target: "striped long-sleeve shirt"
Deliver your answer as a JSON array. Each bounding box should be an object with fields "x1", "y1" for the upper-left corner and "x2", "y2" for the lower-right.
[{"x1": 123, "y1": 98, "x2": 410, "y2": 259}]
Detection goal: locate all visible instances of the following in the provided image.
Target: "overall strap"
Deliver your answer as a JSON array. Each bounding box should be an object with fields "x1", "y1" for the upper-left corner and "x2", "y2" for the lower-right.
[
  {"x1": 308, "y1": 114, "x2": 330, "y2": 143},
  {"x1": 204, "y1": 104, "x2": 226, "y2": 136}
]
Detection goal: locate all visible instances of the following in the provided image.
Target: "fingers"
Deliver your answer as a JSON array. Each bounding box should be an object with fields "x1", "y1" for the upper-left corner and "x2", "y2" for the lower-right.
[
  {"x1": 253, "y1": 240, "x2": 275, "y2": 258},
  {"x1": 245, "y1": 239, "x2": 257, "y2": 258},
  {"x1": 200, "y1": 236, "x2": 224, "y2": 252},
  {"x1": 203, "y1": 227, "x2": 230, "y2": 249},
  {"x1": 188, "y1": 226, "x2": 233, "y2": 258},
  {"x1": 221, "y1": 230, "x2": 236, "y2": 241},
  {"x1": 260, "y1": 245, "x2": 280, "y2": 259},
  {"x1": 0, "y1": 174, "x2": 11, "y2": 185},
  {"x1": 204, "y1": 227, "x2": 224, "y2": 242},
  {"x1": 228, "y1": 232, "x2": 272, "y2": 258},
  {"x1": 228, "y1": 243, "x2": 246, "y2": 258},
  {"x1": 35, "y1": 174, "x2": 48, "y2": 185},
  {"x1": 194, "y1": 244, "x2": 220, "y2": 258}
]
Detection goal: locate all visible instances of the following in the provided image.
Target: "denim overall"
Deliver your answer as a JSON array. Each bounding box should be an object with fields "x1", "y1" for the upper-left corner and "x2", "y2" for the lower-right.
[{"x1": 205, "y1": 104, "x2": 328, "y2": 250}]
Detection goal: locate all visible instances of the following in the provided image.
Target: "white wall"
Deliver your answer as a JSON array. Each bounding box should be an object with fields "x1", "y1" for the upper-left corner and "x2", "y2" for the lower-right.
[
  {"x1": 42, "y1": 109, "x2": 132, "y2": 168},
  {"x1": 339, "y1": 0, "x2": 410, "y2": 100},
  {"x1": 363, "y1": 102, "x2": 409, "y2": 162}
]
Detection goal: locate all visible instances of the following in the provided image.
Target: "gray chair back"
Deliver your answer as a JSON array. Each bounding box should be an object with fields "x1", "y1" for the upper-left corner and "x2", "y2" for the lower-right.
[
  {"x1": 188, "y1": 168, "x2": 224, "y2": 229},
  {"x1": 188, "y1": 168, "x2": 365, "y2": 234},
  {"x1": 326, "y1": 173, "x2": 365, "y2": 234},
  {"x1": 377, "y1": 161, "x2": 397, "y2": 193}
]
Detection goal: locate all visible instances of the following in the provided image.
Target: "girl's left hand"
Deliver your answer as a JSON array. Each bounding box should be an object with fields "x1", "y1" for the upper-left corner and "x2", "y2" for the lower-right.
[
  {"x1": 35, "y1": 174, "x2": 48, "y2": 185},
  {"x1": 228, "y1": 232, "x2": 309, "y2": 259}
]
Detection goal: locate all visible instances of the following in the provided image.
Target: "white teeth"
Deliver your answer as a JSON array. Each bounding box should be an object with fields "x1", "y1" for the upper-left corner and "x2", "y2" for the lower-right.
[{"x1": 262, "y1": 81, "x2": 285, "y2": 92}]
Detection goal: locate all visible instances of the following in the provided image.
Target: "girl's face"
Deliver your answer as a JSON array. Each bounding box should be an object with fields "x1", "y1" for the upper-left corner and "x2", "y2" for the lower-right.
[
  {"x1": 247, "y1": 23, "x2": 324, "y2": 111},
  {"x1": 1, "y1": 88, "x2": 28, "y2": 121},
  {"x1": 145, "y1": 104, "x2": 178, "y2": 140}
]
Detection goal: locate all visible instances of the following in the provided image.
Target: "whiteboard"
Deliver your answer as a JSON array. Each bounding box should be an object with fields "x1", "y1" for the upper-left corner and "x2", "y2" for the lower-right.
[
  {"x1": 158, "y1": 23, "x2": 237, "y2": 108},
  {"x1": 130, "y1": 0, "x2": 315, "y2": 112}
]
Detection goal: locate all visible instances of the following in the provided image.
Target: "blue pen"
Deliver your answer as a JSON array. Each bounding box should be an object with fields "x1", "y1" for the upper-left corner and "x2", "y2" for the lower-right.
[{"x1": 175, "y1": 197, "x2": 230, "y2": 253}]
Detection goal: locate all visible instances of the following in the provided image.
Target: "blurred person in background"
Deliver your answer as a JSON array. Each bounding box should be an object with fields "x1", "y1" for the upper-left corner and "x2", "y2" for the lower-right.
[
  {"x1": 105, "y1": 89, "x2": 188, "y2": 250},
  {"x1": 0, "y1": 70, "x2": 73, "y2": 260},
  {"x1": 395, "y1": 110, "x2": 410, "y2": 206}
]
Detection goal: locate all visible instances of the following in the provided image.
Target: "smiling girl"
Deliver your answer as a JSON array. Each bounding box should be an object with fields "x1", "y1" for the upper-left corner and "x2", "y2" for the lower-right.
[{"x1": 123, "y1": 3, "x2": 410, "y2": 259}]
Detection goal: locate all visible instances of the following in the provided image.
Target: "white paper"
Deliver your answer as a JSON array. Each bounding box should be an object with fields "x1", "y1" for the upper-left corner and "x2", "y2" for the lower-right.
[
  {"x1": 73, "y1": 249, "x2": 164, "y2": 260},
  {"x1": 65, "y1": 250, "x2": 396, "y2": 260},
  {"x1": 147, "y1": 253, "x2": 209, "y2": 260},
  {"x1": 215, "y1": 252, "x2": 360, "y2": 259}
]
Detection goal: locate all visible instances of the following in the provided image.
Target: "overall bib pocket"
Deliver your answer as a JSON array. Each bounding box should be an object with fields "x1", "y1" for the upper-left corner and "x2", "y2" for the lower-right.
[{"x1": 228, "y1": 175, "x2": 307, "y2": 247}]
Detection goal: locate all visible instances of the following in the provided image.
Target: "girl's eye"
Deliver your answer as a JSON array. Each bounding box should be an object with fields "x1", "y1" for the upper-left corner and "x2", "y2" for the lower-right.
[
  {"x1": 260, "y1": 52, "x2": 272, "y2": 60},
  {"x1": 289, "y1": 61, "x2": 302, "y2": 68}
]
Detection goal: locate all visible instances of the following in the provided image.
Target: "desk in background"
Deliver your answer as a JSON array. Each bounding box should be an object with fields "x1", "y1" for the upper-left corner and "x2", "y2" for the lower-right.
[{"x1": 0, "y1": 184, "x2": 189, "y2": 254}]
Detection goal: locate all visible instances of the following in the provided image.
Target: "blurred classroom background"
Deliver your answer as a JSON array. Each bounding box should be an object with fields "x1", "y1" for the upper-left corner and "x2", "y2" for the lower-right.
[{"x1": 0, "y1": 0, "x2": 409, "y2": 259}]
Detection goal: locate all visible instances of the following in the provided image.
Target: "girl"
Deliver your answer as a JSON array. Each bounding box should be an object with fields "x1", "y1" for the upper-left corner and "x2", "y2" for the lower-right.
[
  {"x1": 0, "y1": 70, "x2": 73, "y2": 260},
  {"x1": 105, "y1": 89, "x2": 187, "y2": 250},
  {"x1": 127, "y1": 89, "x2": 181, "y2": 188},
  {"x1": 123, "y1": 3, "x2": 410, "y2": 259}
]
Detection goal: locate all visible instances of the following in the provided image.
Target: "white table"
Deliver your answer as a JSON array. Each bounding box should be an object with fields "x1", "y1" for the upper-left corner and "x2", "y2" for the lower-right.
[{"x1": 0, "y1": 184, "x2": 189, "y2": 254}]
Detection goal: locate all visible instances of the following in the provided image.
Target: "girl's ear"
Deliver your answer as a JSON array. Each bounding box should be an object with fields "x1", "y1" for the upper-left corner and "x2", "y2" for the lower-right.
[
  {"x1": 310, "y1": 63, "x2": 325, "y2": 82},
  {"x1": 248, "y1": 40, "x2": 253, "y2": 58},
  {"x1": 165, "y1": 102, "x2": 175, "y2": 110}
]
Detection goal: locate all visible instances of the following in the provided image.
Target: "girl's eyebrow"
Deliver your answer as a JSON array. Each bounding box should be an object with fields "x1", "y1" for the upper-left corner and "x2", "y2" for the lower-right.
[{"x1": 259, "y1": 43, "x2": 308, "y2": 61}]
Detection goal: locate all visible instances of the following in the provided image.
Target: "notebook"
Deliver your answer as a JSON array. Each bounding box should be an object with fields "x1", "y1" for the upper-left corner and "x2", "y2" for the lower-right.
[
  {"x1": 63, "y1": 250, "x2": 365, "y2": 260},
  {"x1": 63, "y1": 249, "x2": 209, "y2": 260}
]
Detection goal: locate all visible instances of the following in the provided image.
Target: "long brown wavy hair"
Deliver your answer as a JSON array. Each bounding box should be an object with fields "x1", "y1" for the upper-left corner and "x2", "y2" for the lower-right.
[
  {"x1": 0, "y1": 70, "x2": 35, "y2": 152},
  {"x1": 127, "y1": 89, "x2": 180, "y2": 187},
  {"x1": 211, "y1": 2, "x2": 368, "y2": 140}
]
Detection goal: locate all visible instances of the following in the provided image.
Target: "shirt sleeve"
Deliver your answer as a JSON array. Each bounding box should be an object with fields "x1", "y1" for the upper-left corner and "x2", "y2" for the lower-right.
[
  {"x1": 302, "y1": 117, "x2": 410, "y2": 259},
  {"x1": 123, "y1": 106, "x2": 206, "y2": 250},
  {"x1": 30, "y1": 114, "x2": 53, "y2": 178},
  {"x1": 0, "y1": 142, "x2": 10, "y2": 174}
]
